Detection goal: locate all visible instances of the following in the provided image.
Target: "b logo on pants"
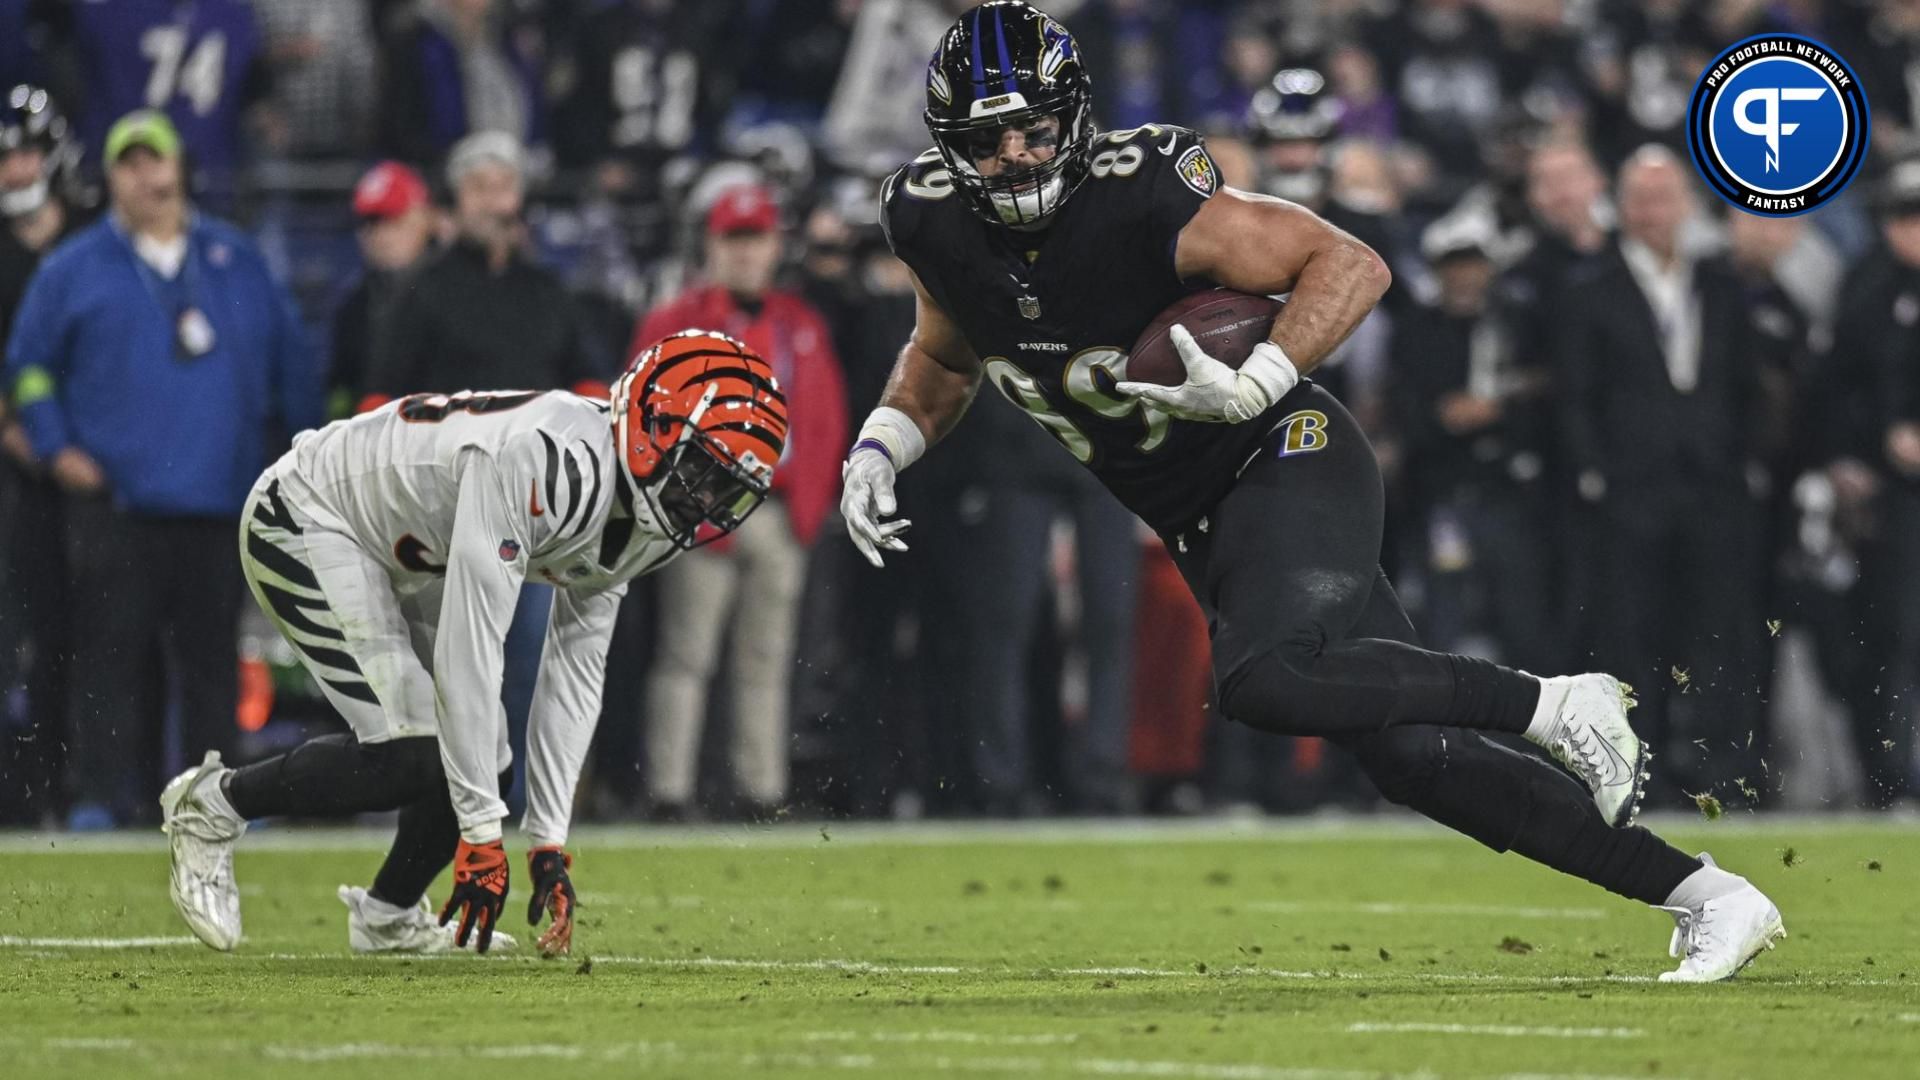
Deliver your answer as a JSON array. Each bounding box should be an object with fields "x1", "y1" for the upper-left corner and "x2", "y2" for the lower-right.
[{"x1": 1276, "y1": 409, "x2": 1330, "y2": 456}]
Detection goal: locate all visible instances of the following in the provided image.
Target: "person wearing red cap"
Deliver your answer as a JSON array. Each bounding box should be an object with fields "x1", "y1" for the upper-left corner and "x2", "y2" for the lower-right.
[
  {"x1": 331, "y1": 162, "x2": 437, "y2": 418},
  {"x1": 630, "y1": 182, "x2": 848, "y2": 820}
]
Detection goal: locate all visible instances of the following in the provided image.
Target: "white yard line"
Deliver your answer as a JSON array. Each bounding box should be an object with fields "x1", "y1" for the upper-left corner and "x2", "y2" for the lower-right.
[
  {"x1": 805, "y1": 1030, "x2": 1081, "y2": 1046},
  {"x1": 7, "y1": 810, "x2": 1913, "y2": 854},
  {"x1": 9, "y1": 1035, "x2": 1683, "y2": 1080},
  {"x1": 217, "y1": 950, "x2": 1918, "y2": 988},
  {"x1": 0, "y1": 935, "x2": 200, "y2": 949},
  {"x1": 1346, "y1": 1022, "x2": 1644, "y2": 1039},
  {"x1": 257, "y1": 1041, "x2": 1434, "y2": 1080},
  {"x1": 1245, "y1": 901, "x2": 1606, "y2": 920}
]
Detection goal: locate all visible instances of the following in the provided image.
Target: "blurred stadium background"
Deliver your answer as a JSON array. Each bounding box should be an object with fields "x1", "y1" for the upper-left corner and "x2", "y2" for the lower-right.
[{"x1": 4, "y1": 0, "x2": 1920, "y2": 834}]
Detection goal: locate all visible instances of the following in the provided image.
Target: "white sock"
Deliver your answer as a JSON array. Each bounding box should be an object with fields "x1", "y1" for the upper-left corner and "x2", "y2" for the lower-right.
[
  {"x1": 1523, "y1": 674, "x2": 1569, "y2": 743},
  {"x1": 361, "y1": 893, "x2": 412, "y2": 921},
  {"x1": 198, "y1": 770, "x2": 245, "y2": 826},
  {"x1": 1664, "y1": 861, "x2": 1747, "y2": 910}
]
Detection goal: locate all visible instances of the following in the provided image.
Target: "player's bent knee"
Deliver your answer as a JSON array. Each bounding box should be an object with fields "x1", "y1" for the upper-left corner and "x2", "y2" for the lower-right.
[
  {"x1": 365, "y1": 735, "x2": 446, "y2": 795},
  {"x1": 1214, "y1": 641, "x2": 1324, "y2": 736},
  {"x1": 1347, "y1": 726, "x2": 1447, "y2": 808}
]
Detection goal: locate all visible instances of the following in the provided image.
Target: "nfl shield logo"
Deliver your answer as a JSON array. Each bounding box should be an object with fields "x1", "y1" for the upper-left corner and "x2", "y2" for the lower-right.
[
  {"x1": 498, "y1": 539, "x2": 521, "y2": 561},
  {"x1": 1017, "y1": 294, "x2": 1042, "y2": 320}
]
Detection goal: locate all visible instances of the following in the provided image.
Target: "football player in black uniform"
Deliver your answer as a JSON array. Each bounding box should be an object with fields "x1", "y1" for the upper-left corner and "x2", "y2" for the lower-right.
[{"x1": 841, "y1": 1, "x2": 1784, "y2": 982}]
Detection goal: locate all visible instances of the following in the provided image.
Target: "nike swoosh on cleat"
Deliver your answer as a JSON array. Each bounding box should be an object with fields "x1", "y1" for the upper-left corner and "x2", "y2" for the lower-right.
[{"x1": 1597, "y1": 734, "x2": 1633, "y2": 787}]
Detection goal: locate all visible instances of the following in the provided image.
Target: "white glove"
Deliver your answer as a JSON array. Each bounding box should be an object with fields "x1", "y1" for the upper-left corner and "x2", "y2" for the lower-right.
[
  {"x1": 841, "y1": 447, "x2": 913, "y2": 568},
  {"x1": 1116, "y1": 323, "x2": 1299, "y2": 424}
]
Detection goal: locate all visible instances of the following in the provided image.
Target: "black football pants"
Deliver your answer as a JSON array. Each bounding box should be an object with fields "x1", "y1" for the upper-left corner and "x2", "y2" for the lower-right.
[
  {"x1": 1167, "y1": 385, "x2": 1698, "y2": 905},
  {"x1": 228, "y1": 732, "x2": 514, "y2": 908},
  {"x1": 62, "y1": 499, "x2": 239, "y2": 821}
]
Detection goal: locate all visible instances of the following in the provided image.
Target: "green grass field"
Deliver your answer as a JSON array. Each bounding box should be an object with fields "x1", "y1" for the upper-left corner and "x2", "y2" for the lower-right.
[{"x1": 3, "y1": 815, "x2": 1917, "y2": 1079}]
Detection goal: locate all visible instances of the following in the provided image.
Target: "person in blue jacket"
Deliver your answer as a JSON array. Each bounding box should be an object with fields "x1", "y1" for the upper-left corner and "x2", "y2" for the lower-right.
[{"x1": 2, "y1": 110, "x2": 320, "y2": 828}]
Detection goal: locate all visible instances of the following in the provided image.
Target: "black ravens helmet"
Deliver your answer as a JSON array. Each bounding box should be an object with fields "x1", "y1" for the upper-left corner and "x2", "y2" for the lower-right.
[
  {"x1": 0, "y1": 84, "x2": 78, "y2": 219},
  {"x1": 924, "y1": 1, "x2": 1094, "y2": 229}
]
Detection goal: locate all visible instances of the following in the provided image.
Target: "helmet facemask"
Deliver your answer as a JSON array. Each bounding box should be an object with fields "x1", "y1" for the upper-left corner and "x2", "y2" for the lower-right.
[
  {"x1": 645, "y1": 429, "x2": 772, "y2": 550},
  {"x1": 930, "y1": 95, "x2": 1093, "y2": 229},
  {"x1": 612, "y1": 369, "x2": 777, "y2": 552}
]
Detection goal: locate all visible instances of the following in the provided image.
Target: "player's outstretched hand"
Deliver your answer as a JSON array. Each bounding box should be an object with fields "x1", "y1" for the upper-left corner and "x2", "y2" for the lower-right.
[
  {"x1": 438, "y1": 838, "x2": 509, "y2": 953},
  {"x1": 841, "y1": 448, "x2": 912, "y2": 568},
  {"x1": 1116, "y1": 324, "x2": 1298, "y2": 424},
  {"x1": 526, "y1": 846, "x2": 578, "y2": 957}
]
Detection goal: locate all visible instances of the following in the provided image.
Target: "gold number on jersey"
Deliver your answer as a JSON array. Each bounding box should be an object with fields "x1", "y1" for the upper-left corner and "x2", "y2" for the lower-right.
[
  {"x1": 983, "y1": 358, "x2": 1091, "y2": 462},
  {"x1": 1089, "y1": 145, "x2": 1144, "y2": 179},
  {"x1": 1062, "y1": 347, "x2": 1170, "y2": 452},
  {"x1": 1089, "y1": 123, "x2": 1163, "y2": 179},
  {"x1": 900, "y1": 148, "x2": 954, "y2": 201},
  {"x1": 984, "y1": 350, "x2": 1173, "y2": 462}
]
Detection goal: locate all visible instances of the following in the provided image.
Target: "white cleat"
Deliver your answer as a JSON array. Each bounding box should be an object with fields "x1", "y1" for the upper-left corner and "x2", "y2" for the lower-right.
[
  {"x1": 338, "y1": 885, "x2": 516, "y2": 954},
  {"x1": 1656, "y1": 854, "x2": 1786, "y2": 983},
  {"x1": 159, "y1": 751, "x2": 246, "y2": 951},
  {"x1": 1528, "y1": 673, "x2": 1650, "y2": 827}
]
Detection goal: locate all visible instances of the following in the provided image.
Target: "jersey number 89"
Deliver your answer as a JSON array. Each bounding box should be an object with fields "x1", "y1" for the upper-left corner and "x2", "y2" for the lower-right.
[{"x1": 984, "y1": 347, "x2": 1169, "y2": 463}]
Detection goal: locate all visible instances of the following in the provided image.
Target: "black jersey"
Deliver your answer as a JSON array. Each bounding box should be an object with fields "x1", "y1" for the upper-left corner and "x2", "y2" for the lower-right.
[{"x1": 881, "y1": 124, "x2": 1279, "y2": 534}]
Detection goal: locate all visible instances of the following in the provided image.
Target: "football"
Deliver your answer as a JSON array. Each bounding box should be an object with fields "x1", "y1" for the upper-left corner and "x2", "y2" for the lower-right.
[{"x1": 1125, "y1": 289, "x2": 1287, "y2": 387}]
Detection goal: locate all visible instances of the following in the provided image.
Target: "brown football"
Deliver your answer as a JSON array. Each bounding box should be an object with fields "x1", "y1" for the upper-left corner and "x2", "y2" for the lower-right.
[{"x1": 1125, "y1": 289, "x2": 1286, "y2": 387}]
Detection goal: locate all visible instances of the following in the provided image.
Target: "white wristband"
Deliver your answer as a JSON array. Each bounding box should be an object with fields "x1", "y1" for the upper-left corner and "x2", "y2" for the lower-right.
[
  {"x1": 1228, "y1": 341, "x2": 1300, "y2": 423},
  {"x1": 852, "y1": 405, "x2": 927, "y2": 471}
]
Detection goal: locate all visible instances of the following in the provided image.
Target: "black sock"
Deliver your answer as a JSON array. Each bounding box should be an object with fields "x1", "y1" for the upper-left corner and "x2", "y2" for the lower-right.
[
  {"x1": 1446, "y1": 656, "x2": 1539, "y2": 734},
  {"x1": 226, "y1": 734, "x2": 443, "y2": 821},
  {"x1": 1354, "y1": 725, "x2": 1700, "y2": 906},
  {"x1": 369, "y1": 794, "x2": 460, "y2": 909},
  {"x1": 1521, "y1": 815, "x2": 1703, "y2": 907},
  {"x1": 1486, "y1": 735, "x2": 1702, "y2": 905},
  {"x1": 369, "y1": 767, "x2": 515, "y2": 909}
]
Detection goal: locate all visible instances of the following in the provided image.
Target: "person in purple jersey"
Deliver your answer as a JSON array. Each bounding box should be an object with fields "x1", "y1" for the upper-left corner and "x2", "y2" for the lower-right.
[{"x1": 66, "y1": 0, "x2": 272, "y2": 179}]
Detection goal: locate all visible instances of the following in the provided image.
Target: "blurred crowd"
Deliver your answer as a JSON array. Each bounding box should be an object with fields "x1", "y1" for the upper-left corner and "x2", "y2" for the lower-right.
[{"x1": 3, "y1": 0, "x2": 1920, "y2": 830}]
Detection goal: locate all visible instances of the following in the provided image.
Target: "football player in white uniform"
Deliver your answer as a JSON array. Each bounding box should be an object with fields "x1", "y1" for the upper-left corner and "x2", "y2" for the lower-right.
[{"x1": 159, "y1": 331, "x2": 788, "y2": 955}]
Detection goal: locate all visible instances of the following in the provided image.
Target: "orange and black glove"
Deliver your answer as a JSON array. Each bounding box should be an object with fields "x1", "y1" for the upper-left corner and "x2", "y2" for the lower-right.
[
  {"x1": 526, "y1": 846, "x2": 577, "y2": 956},
  {"x1": 439, "y1": 839, "x2": 509, "y2": 953}
]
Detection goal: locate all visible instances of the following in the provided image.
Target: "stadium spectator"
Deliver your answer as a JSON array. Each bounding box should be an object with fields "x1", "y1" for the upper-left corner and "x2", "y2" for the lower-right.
[
  {"x1": 64, "y1": 0, "x2": 273, "y2": 184},
  {"x1": 1496, "y1": 135, "x2": 1610, "y2": 661},
  {"x1": 1503, "y1": 138, "x2": 1611, "y2": 373},
  {"x1": 378, "y1": 0, "x2": 547, "y2": 167},
  {"x1": 365, "y1": 131, "x2": 597, "y2": 815},
  {"x1": 1577, "y1": 0, "x2": 1717, "y2": 165},
  {"x1": 1844, "y1": 159, "x2": 1920, "y2": 806},
  {"x1": 1324, "y1": 41, "x2": 1396, "y2": 143},
  {"x1": 365, "y1": 132, "x2": 597, "y2": 403},
  {"x1": 1, "y1": 110, "x2": 319, "y2": 828},
  {"x1": 0, "y1": 83, "x2": 85, "y2": 825},
  {"x1": 250, "y1": 0, "x2": 378, "y2": 159},
  {"x1": 923, "y1": 390, "x2": 1144, "y2": 816},
  {"x1": 330, "y1": 161, "x2": 435, "y2": 418},
  {"x1": 1553, "y1": 145, "x2": 1767, "y2": 807},
  {"x1": 1363, "y1": 0, "x2": 1508, "y2": 185},
  {"x1": 736, "y1": 0, "x2": 862, "y2": 133},
  {"x1": 634, "y1": 183, "x2": 848, "y2": 820},
  {"x1": 1390, "y1": 212, "x2": 1558, "y2": 672},
  {"x1": 819, "y1": 0, "x2": 954, "y2": 174},
  {"x1": 550, "y1": 0, "x2": 736, "y2": 202}
]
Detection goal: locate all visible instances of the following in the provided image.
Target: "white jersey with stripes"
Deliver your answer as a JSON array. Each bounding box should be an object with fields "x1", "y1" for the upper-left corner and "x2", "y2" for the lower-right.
[{"x1": 273, "y1": 390, "x2": 681, "y2": 845}]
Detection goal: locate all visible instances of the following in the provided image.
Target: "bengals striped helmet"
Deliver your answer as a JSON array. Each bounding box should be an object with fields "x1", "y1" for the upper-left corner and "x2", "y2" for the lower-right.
[{"x1": 611, "y1": 329, "x2": 788, "y2": 549}]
